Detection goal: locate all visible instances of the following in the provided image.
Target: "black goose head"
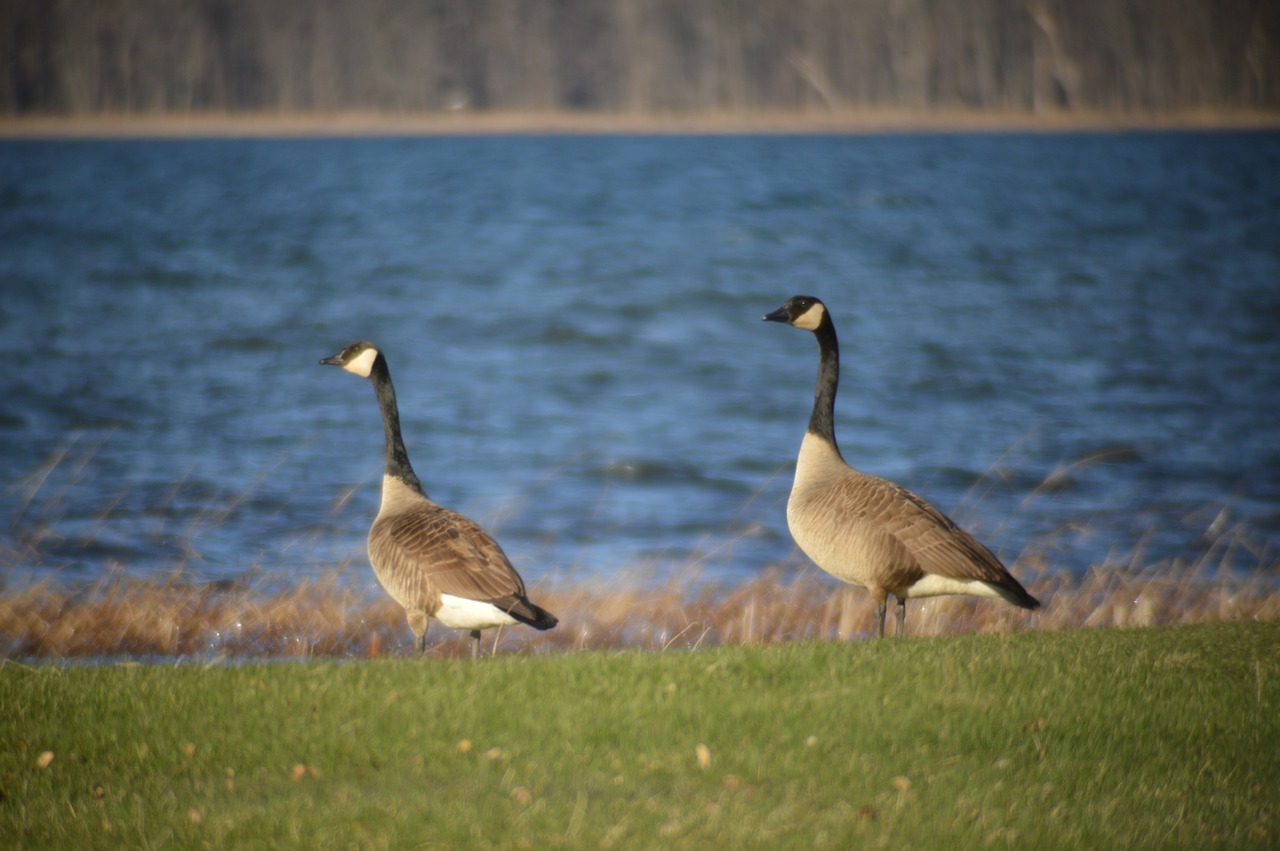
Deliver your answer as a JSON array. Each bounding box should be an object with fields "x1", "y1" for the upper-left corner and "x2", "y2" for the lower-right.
[
  {"x1": 763, "y1": 295, "x2": 828, "y2": 331},
  {"x1": 320, "y1": 341, "x2": 382, "y2": 378}
]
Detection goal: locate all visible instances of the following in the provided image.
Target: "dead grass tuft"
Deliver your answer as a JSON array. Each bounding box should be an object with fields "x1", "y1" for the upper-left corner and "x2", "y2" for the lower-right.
[
  {"x1": 4, "y1": 439, "x2": 1276, "y2": 659},
  {"x1": 0, "y1": 571, "x2": 405, "y2": 659},
  {"x1": 2, "y1": 549, "x2": 1275, "y2": 660}
]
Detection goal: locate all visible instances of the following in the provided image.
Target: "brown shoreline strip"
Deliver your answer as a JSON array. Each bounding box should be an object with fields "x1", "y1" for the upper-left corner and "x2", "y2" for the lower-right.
[{"x1": 3, "y1": 108, "x2": 1279, "y2": 139}]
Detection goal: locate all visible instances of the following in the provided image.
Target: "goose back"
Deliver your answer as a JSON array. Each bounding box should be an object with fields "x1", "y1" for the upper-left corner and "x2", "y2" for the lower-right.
[{"x1": 369, "y1": 475, "x2": 551, "y2": 627}]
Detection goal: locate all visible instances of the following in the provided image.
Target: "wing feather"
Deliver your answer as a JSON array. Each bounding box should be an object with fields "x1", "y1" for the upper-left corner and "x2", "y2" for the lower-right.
[
  {"x1": 369, "y1": 505, "x2": 526, "y2": 604},
  {"x1": 824, "y1": 472, "x2": 1018, "y2": 586}
]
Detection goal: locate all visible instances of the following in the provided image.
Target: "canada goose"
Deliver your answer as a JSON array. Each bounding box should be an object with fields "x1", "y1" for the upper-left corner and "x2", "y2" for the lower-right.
[
  {"x1": 763, "y1": 296, "x2": 1039, "y2": 638},
  {"x1": 321, "y1": 341, "x2": 557, "y2": 657}
]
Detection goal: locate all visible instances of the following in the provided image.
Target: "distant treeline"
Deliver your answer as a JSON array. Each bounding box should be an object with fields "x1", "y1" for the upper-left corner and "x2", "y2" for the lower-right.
[{"x1": 2, "y1": 0, "x2": 1277, "y2": 115}]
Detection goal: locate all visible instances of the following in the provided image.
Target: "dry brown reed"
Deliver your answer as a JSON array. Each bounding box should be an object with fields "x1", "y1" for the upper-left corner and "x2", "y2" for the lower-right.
[
  {"x1": 2, "y1": 545, "x2": 1276, "y2": 660},
  {"x1": 4, "y1": 438, "x2": 1277, "y2": 660},
  {"x1": 0, "y1": 570, "x2": 401, "y2": 660}
]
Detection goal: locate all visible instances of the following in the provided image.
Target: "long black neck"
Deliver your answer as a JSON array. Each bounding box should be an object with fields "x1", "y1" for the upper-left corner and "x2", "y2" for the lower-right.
[
  {"x1": 370, "y1": 353, "x2": 424, "y2": 494},
  {"x1": 808, "y1": 312, "x2": 842, "y2": 456}
]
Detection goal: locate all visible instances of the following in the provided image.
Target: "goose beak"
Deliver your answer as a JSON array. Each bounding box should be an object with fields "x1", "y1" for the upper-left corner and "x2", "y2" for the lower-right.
[
  {"x1": 319, "y1": 354, "x2": 343, "y2": 366},
  {"x1": 762, "y1": 305, "x2": 791, "y2": 323}
]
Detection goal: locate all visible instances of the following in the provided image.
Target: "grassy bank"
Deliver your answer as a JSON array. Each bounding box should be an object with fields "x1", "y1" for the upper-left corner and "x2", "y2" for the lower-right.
[{"x1": 3, "y1": 620, "x2": 1277, "y2": 848}]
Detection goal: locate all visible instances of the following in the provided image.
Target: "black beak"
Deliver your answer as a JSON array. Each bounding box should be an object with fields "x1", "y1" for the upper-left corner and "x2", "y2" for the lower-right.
[
  {"x1": 762, "y1": 305, "x2": 791, "y2": 323},
  {"x1": 319, "y1": 354, "x2": 343, "y2": 366}
]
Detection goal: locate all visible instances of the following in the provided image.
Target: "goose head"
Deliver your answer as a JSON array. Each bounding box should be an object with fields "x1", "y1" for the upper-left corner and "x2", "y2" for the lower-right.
[
  {"x1": 763, "y1": 295, "x2": 828, "y2": 332},
  {"x1": 320, "y1": 341, "x2": 382, "y2": 378}
]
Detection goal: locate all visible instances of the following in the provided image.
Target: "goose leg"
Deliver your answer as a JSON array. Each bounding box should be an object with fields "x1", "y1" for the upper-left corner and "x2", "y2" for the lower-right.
[
  {"x1": 895, "y1": 598, "x2": 907, "y2": 638},
  {"x1": 872, "y1": 589, "x2": 889, "y2": 639},
  {"x1": 408, "y1": 611, "x2": 429, "y2": 655},
  {"x1": 469, "y1": 629, "x2": 481, "y2": 660}
]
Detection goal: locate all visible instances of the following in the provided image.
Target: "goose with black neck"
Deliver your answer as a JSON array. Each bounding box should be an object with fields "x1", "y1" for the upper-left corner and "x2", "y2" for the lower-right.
[
  {"x1": 321, "y1": 341, "x2": 557, "y2": 658},
  {"x1": 763, "y1": 295, "x2": 1039, "y2": 638}
]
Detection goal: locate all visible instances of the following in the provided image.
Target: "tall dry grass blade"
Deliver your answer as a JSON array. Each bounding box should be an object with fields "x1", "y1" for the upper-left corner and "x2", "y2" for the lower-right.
[{"x1": 1, "y1": 547, "x2": 1276, "y2": 660}]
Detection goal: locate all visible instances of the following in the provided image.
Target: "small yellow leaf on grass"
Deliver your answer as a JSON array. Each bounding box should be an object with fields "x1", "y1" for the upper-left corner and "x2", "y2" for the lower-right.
[
  {"x1": 511, "y1": 786, "x2": 534, "y2": 804},
  {"x1": 695, "y1": 743, "x2": 712, "y2": 769},
  {"x1": 804, "y1": 735, "x2": 818, "y2": 748},
  {"x1": 36, "y1": 751, "x2": 54, "y2": 769},
  {"x1": 456, "y1": 739, "x2": 472, "y2": 754},
  {"x1": 188, "y1": 808, "x2": 202, "y2": 825},
  {"x1": 291, "y1": 763, "x2": 307, "y2": 781},
  {"x1": 483, "y1": 747, "x2": 505, "y2": 762},
  {"x1": 891, "y1": 775, "x2": 912, "y2": 792},
  {"x1": 184, "y1": 743, "x2": 196, "y2": 759}
]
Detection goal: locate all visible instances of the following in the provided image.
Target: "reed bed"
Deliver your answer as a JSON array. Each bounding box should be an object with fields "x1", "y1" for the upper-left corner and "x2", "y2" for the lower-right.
[
  {"x1": 4, "y1": 439, "x2": 1277, "y2": 660},
  {"x1": 2, "y1": 545, "x2": 1276, "y2": 660}
]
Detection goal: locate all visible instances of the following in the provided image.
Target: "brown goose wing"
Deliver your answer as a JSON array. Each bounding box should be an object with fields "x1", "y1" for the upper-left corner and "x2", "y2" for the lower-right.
[
  {"x1": 858, "y1": 474, "x2": 1018, "y2": 584},
  {"x1": 371, "y1": 506, "x2": 527, "y2": 603},
  {"x1": 447, "y1": 513, "x2": 557, "y2": 626}
]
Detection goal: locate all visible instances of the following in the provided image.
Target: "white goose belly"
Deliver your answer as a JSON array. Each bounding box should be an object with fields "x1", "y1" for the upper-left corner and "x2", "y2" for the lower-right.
[{"x1": 433, "y1": 595, "x2": 520, "y2": 630}]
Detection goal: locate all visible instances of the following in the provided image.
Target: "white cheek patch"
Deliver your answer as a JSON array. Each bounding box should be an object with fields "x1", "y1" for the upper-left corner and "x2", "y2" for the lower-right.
[
  {"x1": 344, "y1": 347, "x2": 379, "y2": 378},
  {"x1": 793, "y1": 302, "x2": 826, "y2": 331}
]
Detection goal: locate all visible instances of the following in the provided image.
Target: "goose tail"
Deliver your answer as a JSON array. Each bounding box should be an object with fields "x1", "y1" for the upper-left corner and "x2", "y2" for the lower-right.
[
  {"x1": 994, "y1": 580, "x2": 1040, "y2": 611},
  {"x1": 523, "y1": 603, "x2": 559, "y2": 631},
  {"x1": 498, "y1": 596, "x2": 559, "y2": 631}
]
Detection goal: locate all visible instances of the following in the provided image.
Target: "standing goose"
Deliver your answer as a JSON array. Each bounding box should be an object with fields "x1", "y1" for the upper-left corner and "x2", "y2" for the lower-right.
[
  {"x1": 321, "y1": 341, "x2": 557, "y2": 657},
  {"x1": 763, "y1": 296, "x2": 1039, "y2": 638}
]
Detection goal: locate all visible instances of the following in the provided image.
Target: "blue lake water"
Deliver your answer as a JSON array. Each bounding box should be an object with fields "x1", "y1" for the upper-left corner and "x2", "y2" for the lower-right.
[{"x1": 2, "y1": 131, "x2": 1278, "y2": 595}]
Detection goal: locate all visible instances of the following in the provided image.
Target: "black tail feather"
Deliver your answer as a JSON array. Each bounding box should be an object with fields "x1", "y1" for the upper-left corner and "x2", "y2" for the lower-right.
[
  {"x1": 495, "y1": 595, "x2": 559, "y2": 631},
  {"x1": 1002, "y1": 581, "x2": 1041, "y2": 610}
]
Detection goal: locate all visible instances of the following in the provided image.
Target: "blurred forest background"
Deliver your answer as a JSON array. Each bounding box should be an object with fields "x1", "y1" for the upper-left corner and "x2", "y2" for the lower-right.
[{"x1": 2, "y1": 0, "x2": 1277, "y2": 118}]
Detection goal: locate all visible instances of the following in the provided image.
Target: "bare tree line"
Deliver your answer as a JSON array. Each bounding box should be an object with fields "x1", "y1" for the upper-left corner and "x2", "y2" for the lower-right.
[{"x1": 1, "y1": 0, "x2": 1276, "y2": 116}]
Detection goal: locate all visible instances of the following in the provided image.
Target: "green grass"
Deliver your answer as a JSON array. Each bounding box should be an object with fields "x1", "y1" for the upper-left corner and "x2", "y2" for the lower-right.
[{"x1": 3, "y1": 621, "x2": 1278, "y2": 849}]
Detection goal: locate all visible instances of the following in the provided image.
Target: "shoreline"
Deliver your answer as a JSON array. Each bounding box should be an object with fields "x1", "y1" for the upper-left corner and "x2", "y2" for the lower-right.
[
  {"x1": 3, "y1": 108, "x2": 1279, "y2": 138},
  {"x1": 2, "y1": 559, "x2": 1277, "y2": 658}
]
